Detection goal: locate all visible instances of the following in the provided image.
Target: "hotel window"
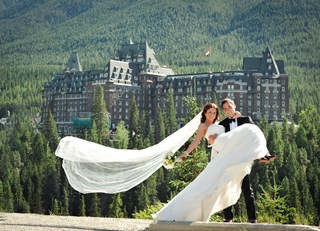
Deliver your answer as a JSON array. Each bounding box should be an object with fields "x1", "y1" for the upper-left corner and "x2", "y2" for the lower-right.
[
  {"x1": 257, "y1": 79, "x2": 260, "y2": 84},
  {"x1": 257, "y1": 94, "x2": 260, "y2": 99},
  {"x1": 282, "y1": 86, "x2": 285, "y2": 91},
  {"x1": 282, "y1": 94, "x2": 285, "y2": 100},
  {"x1": 274, "y1": 94, "x2": 277, "y2": 99}
]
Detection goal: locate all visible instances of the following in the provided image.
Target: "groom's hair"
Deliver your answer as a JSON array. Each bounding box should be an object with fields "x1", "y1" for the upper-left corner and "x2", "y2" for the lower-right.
[{"x1": 221, "y1": 98, "x2": 235, "y2": 108}]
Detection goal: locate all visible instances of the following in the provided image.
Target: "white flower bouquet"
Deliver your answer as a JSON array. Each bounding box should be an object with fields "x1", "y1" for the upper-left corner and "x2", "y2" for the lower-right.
[{"x1": 163, "y1": 152, "x2": 177, "y2": 169}]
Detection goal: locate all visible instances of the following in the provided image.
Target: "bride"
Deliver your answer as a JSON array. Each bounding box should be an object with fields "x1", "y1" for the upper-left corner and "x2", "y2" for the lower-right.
[
  {"x1": 55, "y1": 103, "x2": 268, "y2": 222},
  {"x1": 152, "y1": 103, "x2": 267, "y2": 222}
]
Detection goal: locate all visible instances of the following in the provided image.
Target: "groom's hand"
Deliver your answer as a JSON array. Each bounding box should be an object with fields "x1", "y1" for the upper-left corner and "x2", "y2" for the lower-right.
[{"x1": 208, "y1": 134, "x2": 218, "y2": 145}]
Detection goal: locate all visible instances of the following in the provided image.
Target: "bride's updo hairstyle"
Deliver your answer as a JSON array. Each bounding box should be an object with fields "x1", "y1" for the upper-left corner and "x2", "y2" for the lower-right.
[{"x1": 200, "y1": 103, "x2": 219, "y2": 124}]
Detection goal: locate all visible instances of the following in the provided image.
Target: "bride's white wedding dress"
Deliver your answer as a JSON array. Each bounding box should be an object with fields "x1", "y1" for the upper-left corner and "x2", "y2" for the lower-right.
[
  {"x1": 152, "y1": 124, "x2": 268, "y2": 222},
  {"x1": 55, "y1": 112, "x2": 268, "y2": 222}
]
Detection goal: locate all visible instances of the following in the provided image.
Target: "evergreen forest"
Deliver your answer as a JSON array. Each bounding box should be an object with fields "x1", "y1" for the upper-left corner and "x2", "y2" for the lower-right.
[{"x1": 0, "y1": 0, "x2": 319, "y2": 226}]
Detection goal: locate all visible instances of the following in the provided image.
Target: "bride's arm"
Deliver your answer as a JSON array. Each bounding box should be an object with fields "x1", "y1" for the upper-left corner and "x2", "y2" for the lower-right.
[{"x1": 176, "y1": 123, "x2": 205, "y2": 162}]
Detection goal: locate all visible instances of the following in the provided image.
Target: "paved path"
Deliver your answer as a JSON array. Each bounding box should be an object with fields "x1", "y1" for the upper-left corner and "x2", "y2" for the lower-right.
[
  {"x1": 1, "y1": 213, "x2": 319, "y2": 231},
  {"x1": 0, "y1": 213, "x2": 152, "y2": 231}
]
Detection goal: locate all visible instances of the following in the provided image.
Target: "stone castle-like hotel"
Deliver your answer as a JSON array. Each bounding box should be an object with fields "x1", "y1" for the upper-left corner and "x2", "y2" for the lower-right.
[{"x1": 43, "y1": 41, "x2": 289, "y2": 134}]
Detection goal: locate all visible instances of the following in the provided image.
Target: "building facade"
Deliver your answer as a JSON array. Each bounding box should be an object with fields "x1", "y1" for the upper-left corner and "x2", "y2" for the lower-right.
[{"x1": 42, "y1": 42, "x2": 289, "y2": 134}]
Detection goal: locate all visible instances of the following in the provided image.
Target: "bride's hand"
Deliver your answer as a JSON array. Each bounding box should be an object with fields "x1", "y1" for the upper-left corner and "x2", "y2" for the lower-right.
[{"x1": 176, "y1": 152, "x2": 188, "y2": 163}]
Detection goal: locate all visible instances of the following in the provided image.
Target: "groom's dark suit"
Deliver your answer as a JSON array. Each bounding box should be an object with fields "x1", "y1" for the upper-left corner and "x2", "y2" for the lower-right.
[{"x1": 219, "y1": 116, "x2": 257, "y2": 222}]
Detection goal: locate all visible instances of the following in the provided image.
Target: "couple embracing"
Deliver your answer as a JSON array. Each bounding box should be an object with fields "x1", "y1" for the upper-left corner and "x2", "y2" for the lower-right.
[
  {"x1": 55, "y1": 98, "x2": 275, "y2": 223},
  {"x1": 153, "y1": 98, "x2": 275, "y2": 223}
]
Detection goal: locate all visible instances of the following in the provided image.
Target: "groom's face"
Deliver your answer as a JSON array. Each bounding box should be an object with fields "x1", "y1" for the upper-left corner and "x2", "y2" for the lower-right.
[{"x1": 222, "y1": 101, "x2": 236, "y2": 118}]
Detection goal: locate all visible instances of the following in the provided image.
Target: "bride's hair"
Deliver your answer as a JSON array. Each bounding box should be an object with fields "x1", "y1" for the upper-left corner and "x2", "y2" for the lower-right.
[{"x1": 201, "y1": 103, "x2": 219, "y2": 123}]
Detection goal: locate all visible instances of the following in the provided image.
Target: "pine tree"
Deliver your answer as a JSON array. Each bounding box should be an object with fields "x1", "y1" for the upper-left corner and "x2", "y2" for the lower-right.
[
  {"x1": 29, "y1": 166, "x2": 43, "y2": 213},
  {"x1": 155, "y1": 168, "x2": 168, "y2": 202},
  {"x1": 89, "y1": 120, "x2": 98, "y2": 142},
  {"x1": 3, "y1": 180, "x2": 14, "y2": 212},
  {"x1": 91, "y1": 86, "x2": 109, "y2": 144},
  {"x1": 137, "y1": 183, "x2": 150, "y2": 211},
  {"x1": 108, "y1": 193, "x2": 124, "y2": 218},
  {"x1": 154, "y1": 107, "x2": 165, "y2": 144},
  {"x1": 61, "y1": 187, "x2": 69, "y2": 216},
  {"x1": 43, "y1": 109, "x2": 59, "y2": 151},
  {"x1": 86, "y1": 193, "x2": 101, "y2": 217},
  {"x1": 42, "y1": 147, "x2": 59, "y2": 214},
  {"x1": 165, "y1": 89, "x2": 177, "y2": 136},
  {"x1": 78, "y1": 194, "x2": 86, "y2": 216},
  {"x1": 146, "y1": 173, "x2": 158, "y2": 205},
  {"x1": 51, "y1": 198, "x2": 60, "y2": 215},
  {"x1": 128, "y1": 94, "x2": 139, "y2": 149},
  {"x1": 0, "y1": 180, "x2": 4, "y2": 211},
  {"x1": 257, "y1": 174, "x2": 295, "y2": 224},
  {"x1": 114, "y1": 121, "x2": 129, "y2": 149}
]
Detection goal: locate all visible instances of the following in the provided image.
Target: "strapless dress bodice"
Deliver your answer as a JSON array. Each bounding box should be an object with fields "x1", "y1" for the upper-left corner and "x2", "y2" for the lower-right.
[{"x1": 205, "y1": 124, "x2": 225, "y2": 140}]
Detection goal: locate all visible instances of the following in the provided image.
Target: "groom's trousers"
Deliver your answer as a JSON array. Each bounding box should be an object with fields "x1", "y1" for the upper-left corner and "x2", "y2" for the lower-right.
[{"x1": 223, "y1": 174, "x2": 257, "y2": 221}]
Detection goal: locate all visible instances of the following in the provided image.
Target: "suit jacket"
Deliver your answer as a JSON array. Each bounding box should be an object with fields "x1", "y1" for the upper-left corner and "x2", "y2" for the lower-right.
[{"x1": 219, "y1": 116, "x2": 254, "y2": 132}]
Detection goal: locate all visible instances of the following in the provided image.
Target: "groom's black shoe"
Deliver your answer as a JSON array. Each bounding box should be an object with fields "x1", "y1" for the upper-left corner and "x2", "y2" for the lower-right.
[
  {"x1": 259, "y1": 155, "x2": 276, "y2": 163},
  {"x1": 249, "y1": 219, "x2": 257, "y2": 223},
  {"x1": 224, "y1": 219, "x2": 232, "y2": 223}
]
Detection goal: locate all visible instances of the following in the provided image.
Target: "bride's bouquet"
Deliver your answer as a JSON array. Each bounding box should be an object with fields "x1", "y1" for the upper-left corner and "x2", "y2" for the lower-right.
[{"x1": 163, "y1": 151, "x2": 178, "y2": 169}]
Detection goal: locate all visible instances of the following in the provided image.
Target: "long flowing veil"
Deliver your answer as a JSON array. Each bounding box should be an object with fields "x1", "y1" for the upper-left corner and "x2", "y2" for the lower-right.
[{"x1": 55, "y1": 112, "x2": 201, "y2": 194}]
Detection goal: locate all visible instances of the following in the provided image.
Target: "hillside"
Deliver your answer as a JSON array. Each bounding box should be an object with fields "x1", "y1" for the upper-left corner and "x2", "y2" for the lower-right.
[
  {"x1": 0, "y1": 0, "x2": 319, "y2": 116},
  {"x1": 0, "y1": 1, "x2": 320, "y2": 226}
]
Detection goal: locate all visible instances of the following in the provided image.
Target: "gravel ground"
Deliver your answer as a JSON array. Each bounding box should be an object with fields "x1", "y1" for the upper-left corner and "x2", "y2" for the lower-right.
[{"x1": 0, "y1": 213, "x2": 153, "y2": 231}]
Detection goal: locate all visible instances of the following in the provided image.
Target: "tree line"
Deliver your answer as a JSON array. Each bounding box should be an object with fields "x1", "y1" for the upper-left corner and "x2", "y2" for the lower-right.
[{"x1": 0, "y1": 86, "x2": 319, "y2": 226}]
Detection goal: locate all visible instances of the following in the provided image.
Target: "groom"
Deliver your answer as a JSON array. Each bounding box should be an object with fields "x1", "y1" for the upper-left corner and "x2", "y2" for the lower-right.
[{"x1": 217, "y1": 98, "x2": 275, "y2": 223}]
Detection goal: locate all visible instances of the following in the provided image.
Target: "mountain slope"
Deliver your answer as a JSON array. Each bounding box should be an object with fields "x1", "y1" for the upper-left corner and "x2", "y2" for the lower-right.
[{"x1": 0, "y1": 0, "x2": 319, "y2": 116}]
